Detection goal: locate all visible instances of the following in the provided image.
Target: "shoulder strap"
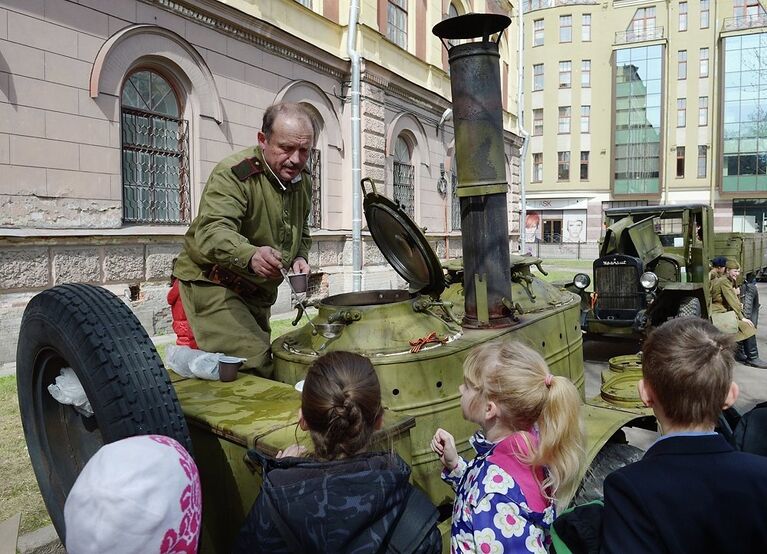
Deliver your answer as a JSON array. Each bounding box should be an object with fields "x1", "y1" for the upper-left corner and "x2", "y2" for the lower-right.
[
  {"x1": 261, "y1": 488, "x2": 306, "y2": 553},
  {"x1": 384, "y1": 488, "x2": 439, "y2": 554},
  {"x1": 231, "y1": 157, "x2": 264, "y2": 181}
]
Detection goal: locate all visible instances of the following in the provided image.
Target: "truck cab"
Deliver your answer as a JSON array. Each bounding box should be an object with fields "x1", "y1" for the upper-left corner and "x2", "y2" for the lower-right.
[{"x1": 577, "y1": 204, "x2": 714, "y2": 339}]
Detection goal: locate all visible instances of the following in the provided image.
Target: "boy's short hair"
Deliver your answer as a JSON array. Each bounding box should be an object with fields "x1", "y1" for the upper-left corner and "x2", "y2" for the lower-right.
[{"x1": 642, "y1": 317, "x2": 735, "y2": 426}]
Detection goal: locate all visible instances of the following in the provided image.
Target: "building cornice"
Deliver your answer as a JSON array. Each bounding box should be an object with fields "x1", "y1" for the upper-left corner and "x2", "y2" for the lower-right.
[{"x1": 146, "y1": 0, "x2": 349, "y2": 80}]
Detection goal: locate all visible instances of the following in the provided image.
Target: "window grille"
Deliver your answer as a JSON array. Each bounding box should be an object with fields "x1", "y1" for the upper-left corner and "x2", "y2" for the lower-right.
[
  {"x1": 451, "y1": 170, "x2": 461, "y2": 231},
  {"x1": 393, "y1": 162, "x2": 415, "y2": 218},
  {"x1": 121, "y1": 70, "x2": 189, "y2": 224},
  {"x1": 307, "y1": 148, "x2": 321, "y2": 228}
]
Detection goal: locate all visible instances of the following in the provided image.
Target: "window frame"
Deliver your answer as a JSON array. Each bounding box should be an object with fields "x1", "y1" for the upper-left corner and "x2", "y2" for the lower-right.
[
  {"x1": 580, "y1": 105, "x2": 590, "y2": 133},
  {"x1": 679, "y1": 1, "x2": 688, "y2": 31},
  {"x1": 677, "y1": 98, "x2": 687, "y2": 127},
  {"x1": 697, "y1": 145, "x2": 708, "y2": 178},
  {"x1": 532, "y1": 152, "x2": 543, "y2": 182},
  {"x1": 120, "y1": 68, "x2": 190, "y2": 225},
  {"x1": 700, "y1": 0, "x2": 710, "y2": 28},
  {"x1": 559, "y1": 14, "x2": 572, "y2": 43},
  {"x1": 533, "y1": 63, "x2": 544, "y2": 91},
  {"x1": 386, "y1": 0, "x2": 408, "y2": 49},
  {"x1": 699, "y1": 96, "x2": 708, "y2": 126},
  {"x1": 533, "y1": 108, "x2": 544, "y2": 136},
  {"x1": 580, "y1": 151, "x2": 590, "y2": 181},
  {"x1": 533, "y1": 18, "x2": 544, "y2": 47},
  {"x1": 581, "y1": 59, "x2": 591, "y2": 88},
  {"x1": 558, "y1": 151, "x2": 571, "y2": 181},
  {"x1": 676, "y1": 146, "x2": 686, "y2": 178},
  {"x1": 582, "y1": 14, "x2": 592, "y2": 42},
  {"x1": 558, "y1": 106, "x2": 571, "y2": 134},
  {"x1": 678, "y1": 50, "x2": 687, "y2": 80},
  {"x1": 559, "y1": 60, "x2": 572, "y2": 89},
  {"x1": 392, "y1": 134, "x2": 415, "y2": 218},
  {"x1": 700, "y1": 48, "x2": 709, "y2": 78}
]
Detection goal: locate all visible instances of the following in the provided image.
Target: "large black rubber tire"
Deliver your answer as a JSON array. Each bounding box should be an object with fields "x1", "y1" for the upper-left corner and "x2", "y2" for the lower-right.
[
  {"x1": 742, "y1": 282, "x2": 759, "y2": 327},
  {"x1": 573, "y1": 442, "x2": 644, "y2": 504},
  {"x1": 16, "y1": 283, "x2": 192, "y2": 540},
  {"x1": 676, "y1": 296, "x2": 702, "y2": 318}
]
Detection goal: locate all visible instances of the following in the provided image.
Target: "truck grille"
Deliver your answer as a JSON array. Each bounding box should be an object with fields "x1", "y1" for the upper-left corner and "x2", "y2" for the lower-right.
[{"x1": 594, "y1": 259, "x2": 643, "y2": 319}]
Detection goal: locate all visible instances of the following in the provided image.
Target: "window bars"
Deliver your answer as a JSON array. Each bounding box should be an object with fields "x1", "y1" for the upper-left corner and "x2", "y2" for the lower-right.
[{"x1": 121, "y1": 108, "x2": 190, "y2": 224}]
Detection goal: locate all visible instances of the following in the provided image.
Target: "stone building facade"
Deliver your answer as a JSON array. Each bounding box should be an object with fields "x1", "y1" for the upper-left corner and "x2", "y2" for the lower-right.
[{"x1": 0, "y1": 0, "x2": 522, "y2": 363}]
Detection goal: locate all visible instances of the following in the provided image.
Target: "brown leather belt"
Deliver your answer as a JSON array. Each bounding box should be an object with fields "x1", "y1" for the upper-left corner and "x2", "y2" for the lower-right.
[{"x1": 207, "y1": 264, "x2": 264, "y2": 298}]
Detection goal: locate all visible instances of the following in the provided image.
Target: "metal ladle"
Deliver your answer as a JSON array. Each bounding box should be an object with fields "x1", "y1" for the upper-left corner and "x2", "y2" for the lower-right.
[{"x1": 281, "y1": 268, "x2": 344, "y2": 339}]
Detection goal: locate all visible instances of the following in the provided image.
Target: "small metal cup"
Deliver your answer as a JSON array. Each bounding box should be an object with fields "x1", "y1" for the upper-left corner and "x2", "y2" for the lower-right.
[
  {"x1": 218, "y1": 356, "x2": 243, "y2": 382},
  {"x1": 287, "y1": 272, "x2": 309, "y2": 293}
]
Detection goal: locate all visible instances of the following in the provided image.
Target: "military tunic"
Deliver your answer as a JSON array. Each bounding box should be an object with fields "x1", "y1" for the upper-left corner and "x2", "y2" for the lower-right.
[
  {"x1": 710, "y1": 275, "x2": 755, "y2": 341},
  {"x1": 173, "y1": 146, "x2": 311, "y2": 376}
]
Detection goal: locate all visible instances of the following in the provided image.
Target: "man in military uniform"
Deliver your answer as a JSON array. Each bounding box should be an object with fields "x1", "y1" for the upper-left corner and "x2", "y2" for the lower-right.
[
  {"x1": 710, "y1": 259, "x2": 767, "y2": 368},
  {"x1": 172, "y1": 102, "x2": 314, "y2": 377},
  {"x1": 708, "y1": 256, "x2": 727, "y2": 294}
]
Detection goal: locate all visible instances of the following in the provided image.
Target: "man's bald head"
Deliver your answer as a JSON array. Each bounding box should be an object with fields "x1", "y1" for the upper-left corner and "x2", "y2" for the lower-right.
[{"x1": 262, "y1": 102, "x2": 316, "y2": 145}]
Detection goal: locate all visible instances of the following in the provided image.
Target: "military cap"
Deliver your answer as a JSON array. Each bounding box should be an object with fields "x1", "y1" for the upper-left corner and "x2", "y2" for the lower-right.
[{"x1": 725, "y1": 258, "x2": 740, "y2": 270}]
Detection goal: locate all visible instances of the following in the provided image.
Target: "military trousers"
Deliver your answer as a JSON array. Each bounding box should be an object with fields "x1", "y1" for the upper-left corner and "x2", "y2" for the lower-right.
[{"x1": 178, "y1": 280, "x2": 273, "y2": 377}]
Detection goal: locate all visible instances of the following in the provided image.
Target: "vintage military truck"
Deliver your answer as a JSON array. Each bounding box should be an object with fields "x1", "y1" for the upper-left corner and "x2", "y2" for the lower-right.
[
  {"x1": 15, "y1": 14, "x2": 652, "y2": 553},
  {"x1": 574, "y1": 203, "x2": 766, "y2": 340}
]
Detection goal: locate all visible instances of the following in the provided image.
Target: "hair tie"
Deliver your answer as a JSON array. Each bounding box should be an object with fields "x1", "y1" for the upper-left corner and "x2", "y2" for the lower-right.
[{"x1": 544, "y1": 374, "x2": 553, "y2": 388}]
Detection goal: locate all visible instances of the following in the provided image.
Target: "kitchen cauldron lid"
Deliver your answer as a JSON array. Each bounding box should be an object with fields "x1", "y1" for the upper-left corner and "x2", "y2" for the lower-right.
[{"x1": 362, "y1": 178, "x2": 445, "y2": 297}]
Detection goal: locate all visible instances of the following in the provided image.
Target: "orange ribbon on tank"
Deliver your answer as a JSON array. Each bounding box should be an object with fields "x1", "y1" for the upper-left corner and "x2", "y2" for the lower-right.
[{"x1": 409, "y1": 331, "x2": 448, "y2": 353}]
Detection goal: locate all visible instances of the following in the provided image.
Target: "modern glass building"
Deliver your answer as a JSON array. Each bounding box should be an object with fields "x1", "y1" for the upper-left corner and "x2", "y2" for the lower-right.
[
  {"x1": 523, "y1": 1, "x2": 767, "y2": 244},
  {"x1": 722, "y1": 32, "x2": 767, "y2": 192},
  {"x1": 614, "y1": 45, "x2": 664, "y2": 195}
]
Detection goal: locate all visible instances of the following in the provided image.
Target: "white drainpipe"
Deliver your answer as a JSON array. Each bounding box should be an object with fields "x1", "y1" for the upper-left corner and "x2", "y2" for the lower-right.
[{"x1": 348, "y1": 0, "x2": 362, "y2": 291}]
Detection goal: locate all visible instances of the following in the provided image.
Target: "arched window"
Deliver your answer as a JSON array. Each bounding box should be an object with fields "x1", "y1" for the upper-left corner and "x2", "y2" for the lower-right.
[
  {"x1": 393, "y1": 136, "x2": 415, "y2": 218},
  {"x1": 121, "y1": 69, "x2": 190, "y2": 224},
  {"x1": 298, "y1": 102, "x2": 324, "y2": 229}
]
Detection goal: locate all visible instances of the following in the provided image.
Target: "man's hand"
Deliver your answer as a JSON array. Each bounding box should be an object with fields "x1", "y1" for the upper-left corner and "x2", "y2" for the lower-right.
[
  {"x1": 743, "y1": 317, "x2": 755, "y2": 327},
  {"x1": 431, "y1": 428, "x2": 459, "y2": 471},
  {"x1": 291, "y1": 256, "x2": 310, "y2": 276},
  {"x1": 249, "y1": 246, "x2": 283, "y2": 279}
]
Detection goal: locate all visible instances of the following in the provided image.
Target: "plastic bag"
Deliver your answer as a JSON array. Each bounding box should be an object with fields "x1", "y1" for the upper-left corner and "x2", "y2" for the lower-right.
[
  {"x1": 189, "y1": 352, "x2": 225, "y2": 380},
  {"x1": 47, "y1": 367, "x2": 93, "y2": 417},
  {"x1": 166, "y1": 345, "x2": 206, "y2": 378}
]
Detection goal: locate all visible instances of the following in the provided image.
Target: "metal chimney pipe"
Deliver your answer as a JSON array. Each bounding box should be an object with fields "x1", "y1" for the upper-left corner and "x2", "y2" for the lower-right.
[{"x1": 433, "y1": 13, "x2": 514, "y2": 328}]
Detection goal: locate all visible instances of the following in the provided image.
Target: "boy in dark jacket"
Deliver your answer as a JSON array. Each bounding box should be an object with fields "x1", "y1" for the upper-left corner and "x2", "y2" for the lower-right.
[{"x1": 602, "y1": 317, "x2": 767, "y2": 553}]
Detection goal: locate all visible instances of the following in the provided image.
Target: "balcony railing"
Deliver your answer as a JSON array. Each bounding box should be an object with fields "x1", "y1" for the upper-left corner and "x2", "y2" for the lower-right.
[
  {"x1": 722, "y1": 14, "x2": 767, "y2": 32},
  {"x1": 614, "y1": 26, "x2": 665, "y2": 45}
]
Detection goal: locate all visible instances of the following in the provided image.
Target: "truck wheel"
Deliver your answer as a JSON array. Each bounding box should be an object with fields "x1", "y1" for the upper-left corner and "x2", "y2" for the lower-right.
[
  {"x1": 573, "y1": 442, "x2": 644, "y2": 504},
  {"x1": 16, "y1": 283, "x2": 192, "y2": 539},
  {"x1": 742, "y1": 283, "x2": 759, "y2": 327},
  {"x1": 677, "y1": 297, "x2": 701, "y2": 318}
]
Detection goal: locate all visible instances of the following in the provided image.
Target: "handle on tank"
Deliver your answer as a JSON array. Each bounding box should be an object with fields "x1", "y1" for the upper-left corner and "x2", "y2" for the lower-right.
[{"x1": 360, "y1": 177, "x2": 378, "y2": 196}]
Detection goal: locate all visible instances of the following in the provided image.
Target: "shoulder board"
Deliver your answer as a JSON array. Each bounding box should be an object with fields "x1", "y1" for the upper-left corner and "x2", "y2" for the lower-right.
[{"x1": 231, "y1": 157, "x2": 264, "y2": 181}]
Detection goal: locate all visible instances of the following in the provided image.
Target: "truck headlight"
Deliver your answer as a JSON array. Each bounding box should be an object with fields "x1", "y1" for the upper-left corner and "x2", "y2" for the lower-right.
[
  {"x1": 640, "y1": 272, "x2": 658, "y2": 291},
  {"x1": 573, "y1": 273, "x2": 591, "y2": 290}
]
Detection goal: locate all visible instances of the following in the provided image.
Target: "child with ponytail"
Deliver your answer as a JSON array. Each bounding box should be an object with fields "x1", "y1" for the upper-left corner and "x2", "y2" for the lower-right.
[
  {"x1": 431, "y1": 339, "x2": 583, "y2": 553},
  {"x1": 235, "y1": 351, "x2": 441, "y2": 554}
]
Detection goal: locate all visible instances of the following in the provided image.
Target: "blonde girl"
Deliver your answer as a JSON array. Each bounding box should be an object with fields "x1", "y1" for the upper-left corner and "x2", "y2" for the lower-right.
[{"x1": 431, "y1": 339, "x2": 583, "y2": 553}]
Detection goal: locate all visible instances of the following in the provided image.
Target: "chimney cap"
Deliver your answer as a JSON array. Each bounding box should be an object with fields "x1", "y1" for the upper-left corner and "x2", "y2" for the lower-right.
[{"x1": 432, "y1": 13, "x2": 510, "y2": 42}]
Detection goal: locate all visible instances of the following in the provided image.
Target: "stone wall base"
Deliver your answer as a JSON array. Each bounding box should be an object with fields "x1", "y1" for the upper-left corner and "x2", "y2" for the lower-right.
[{"x1": 0, "y1": 232, "x2": 477, "y2": 364}]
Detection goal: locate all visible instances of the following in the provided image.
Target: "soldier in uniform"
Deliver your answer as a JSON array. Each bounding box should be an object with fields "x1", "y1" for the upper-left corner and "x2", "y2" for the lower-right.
[
  {"x1": 708, "y1": 256, "x2": 727, "y2": 294},
  {"x1": 172, "y1": 102, "x2": 314, "y2": 377},
  {"x1": 710, "y1": 259, "x2": 767, "y2": 368}
]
